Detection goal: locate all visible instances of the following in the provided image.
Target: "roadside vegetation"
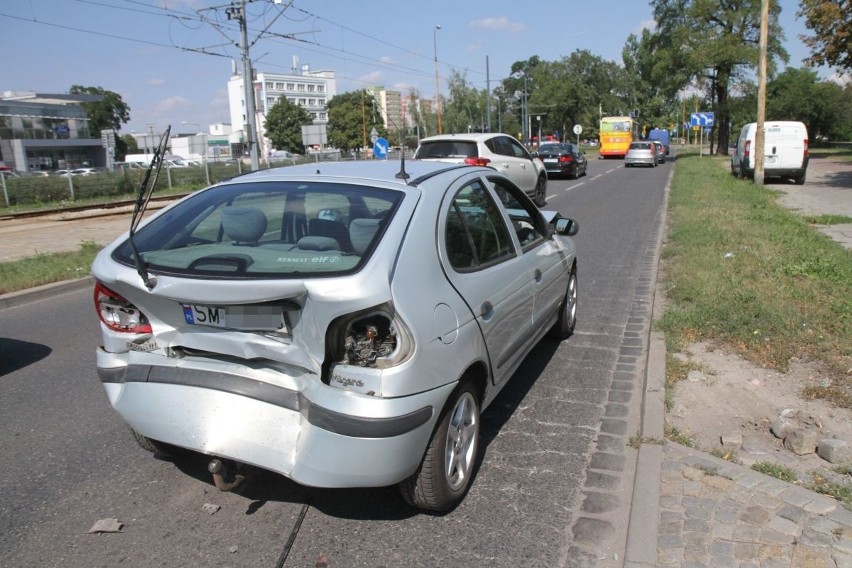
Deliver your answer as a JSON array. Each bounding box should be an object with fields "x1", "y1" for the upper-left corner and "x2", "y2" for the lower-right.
[
  {"x1": 658, "y1": 150, "x2": 851, "y2": 409},
  {"x1": 0, "y1": 241, "x2": 101, "y2": 295}
]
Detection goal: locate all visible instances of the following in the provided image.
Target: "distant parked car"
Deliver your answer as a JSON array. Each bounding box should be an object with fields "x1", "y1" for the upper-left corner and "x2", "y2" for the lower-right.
[
  {"x1": 536, "y1": 143, "x2": 588, "y2": 179},
  {"x1": 71, "y1": 167, "x2": 100, "y2": 176},
  {"x1": 624, "y1": 142, "x2": 658, "y2": 168},
  {"x1": 414, "y1": 133, "x2": 549, "y2": 206},
  {"x1": 92, "y1": 160, "x2": 579, "y2": 512},
  {"x1": 54, "y1": 169, "x2": 73, "y2": 176}
]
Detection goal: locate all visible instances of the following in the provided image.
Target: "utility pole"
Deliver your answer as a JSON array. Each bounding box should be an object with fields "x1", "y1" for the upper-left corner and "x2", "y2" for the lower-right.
[
  {"x1": 235, "y1": 0, "x2": 259, "y2": 171},
  {"x1": 754, "y1": 0, "x2": 769, "y2": 186}
]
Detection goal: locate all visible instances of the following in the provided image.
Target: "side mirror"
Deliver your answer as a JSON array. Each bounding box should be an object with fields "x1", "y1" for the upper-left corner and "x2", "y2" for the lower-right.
[
  {"x1": 530, "y1": 151, "x2": 539, "y2": 159},
  {"x1": 554, "y1": 217, "x2": 579, "y2": 236}
]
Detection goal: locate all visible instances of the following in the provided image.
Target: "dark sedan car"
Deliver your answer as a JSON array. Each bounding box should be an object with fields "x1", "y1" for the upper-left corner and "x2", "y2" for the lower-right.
[{"x1": 536, "y1": 143, "x2": 588, "y2": 179}]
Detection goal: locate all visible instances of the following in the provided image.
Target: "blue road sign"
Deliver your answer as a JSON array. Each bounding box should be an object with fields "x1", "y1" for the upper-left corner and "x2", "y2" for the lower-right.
[
  {"x1": 690, "y1": 112, "x2": 715, "y2": 127},
  {"x1": 373, "y1": 137, "x2": 389, "y2": 159}
]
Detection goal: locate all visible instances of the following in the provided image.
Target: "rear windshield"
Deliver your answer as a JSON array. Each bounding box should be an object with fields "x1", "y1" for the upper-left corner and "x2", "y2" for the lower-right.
[
  {"x1": 113, "y1": 181, "x2": 402, "y2": 279},
  {"x1": 630, "y1": 142, "x2": 651, "y2": 149},
  {"x1": 415, "y1": 140, "x2": 478, "y2": 159}
]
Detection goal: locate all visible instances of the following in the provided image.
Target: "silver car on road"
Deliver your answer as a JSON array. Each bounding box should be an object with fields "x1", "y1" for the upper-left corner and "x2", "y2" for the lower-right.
[{"x1": 93, "y1": 160, "x2": 578, "y2": 511}]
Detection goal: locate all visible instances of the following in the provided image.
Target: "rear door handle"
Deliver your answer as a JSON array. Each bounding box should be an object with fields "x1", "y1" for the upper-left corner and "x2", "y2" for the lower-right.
[{"x1": 480, "y1": 301, "x2": 493, "y2": 318}]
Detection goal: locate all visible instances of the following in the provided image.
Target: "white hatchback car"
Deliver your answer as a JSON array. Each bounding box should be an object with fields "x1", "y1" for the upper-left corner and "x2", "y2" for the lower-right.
[
  {"x1": 93, "y1": 160, "x2": 579, "y2": 511},
  {"x1": 414, "y1": 133, "x2": 549, "y2": 206}
]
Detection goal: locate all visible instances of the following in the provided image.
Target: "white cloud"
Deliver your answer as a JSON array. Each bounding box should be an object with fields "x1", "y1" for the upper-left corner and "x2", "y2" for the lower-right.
[
  {"x1": 828, "y1": 72, "x2": 850, "y2": 86},
  {"x1": 469, "y1": 17, "x2": 526, "y2": 34},
  {"x1": 358, "y1": 71, "x2": 384, "y2": 85}
]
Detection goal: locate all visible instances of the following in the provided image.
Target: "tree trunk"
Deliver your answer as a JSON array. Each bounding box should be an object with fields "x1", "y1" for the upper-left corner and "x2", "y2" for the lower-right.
[{"x1": 715, "y1": 67, "x2": 732, "y2": 156}]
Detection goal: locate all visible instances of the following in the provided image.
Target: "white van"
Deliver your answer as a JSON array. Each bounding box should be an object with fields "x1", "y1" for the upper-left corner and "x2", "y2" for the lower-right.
[{"x1": 731, "y1": 121, "x2": 809, "y2": 184}]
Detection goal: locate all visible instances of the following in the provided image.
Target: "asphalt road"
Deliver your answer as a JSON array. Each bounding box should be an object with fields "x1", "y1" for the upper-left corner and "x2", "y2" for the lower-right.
[{"x1": 0, "y1": 156, "x2": 672, "y2": 567}]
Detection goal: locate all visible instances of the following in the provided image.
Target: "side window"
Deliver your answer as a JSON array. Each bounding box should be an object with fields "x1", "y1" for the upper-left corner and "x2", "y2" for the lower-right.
[
  {"x1": 487, "y1": 177, "x2": 547, "y2": 249},
  {"x1": 445, "y1": 179, "x2": 515, "y2": 271},
  {"x1": 507, "y1": 137, "x2": 530, "y2": 159}
]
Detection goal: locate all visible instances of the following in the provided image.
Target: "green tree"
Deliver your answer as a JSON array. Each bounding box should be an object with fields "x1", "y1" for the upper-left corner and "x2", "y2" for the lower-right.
[
  {"x1": 327, "y1": 90, "x2": 387, "y2": 153},
  {"x1": 69, "y1": 85, "x2": 131, "y2": 136},
  {"x1": 650, "y1": 0, "x2": 788, "y2": 154},
  {"x1": 442, "y1": 70, "x2": 487, "y2": 134},
  {"x1": 798, "y1": 0, "x2": 851, "y2": 72},
  {"x1": 766, "y1": 67, "x2": 852, "y2": 140},
  {"x1": 528, "y1": 50, "x2": 626, "y2": 142},
  {"x1": 264, "y1": 98, "x2": 313, "y2": 154}
]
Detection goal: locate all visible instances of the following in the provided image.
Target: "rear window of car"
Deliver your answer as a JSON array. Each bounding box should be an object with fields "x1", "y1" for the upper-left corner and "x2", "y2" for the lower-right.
[
  {"x1": 415, "y1": 140, "x2": 478, "y2": 159},
  {"x1": 112, "y1": 181, "x2": 402, "y2": 279},
  {"x1": 630, "y1": 142, "x2": 650, "y2": 149}
]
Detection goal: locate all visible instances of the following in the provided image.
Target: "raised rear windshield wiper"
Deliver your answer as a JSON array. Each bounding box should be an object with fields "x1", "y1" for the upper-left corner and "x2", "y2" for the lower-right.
[{"x1": 129, "y1": 125, "x2": 171, "y2": 290}]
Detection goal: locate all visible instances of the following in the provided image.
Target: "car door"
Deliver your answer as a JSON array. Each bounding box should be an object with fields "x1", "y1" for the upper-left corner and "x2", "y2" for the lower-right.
[
  {"x1": 485, "y1": 136, "x2": 538, "y2": 196},
  {"x1": 486, "y1": 175, "x2": 571, "y2": 340},
  {"x1": 439, "y1": 175, "x2": 534, "y2": 385}
]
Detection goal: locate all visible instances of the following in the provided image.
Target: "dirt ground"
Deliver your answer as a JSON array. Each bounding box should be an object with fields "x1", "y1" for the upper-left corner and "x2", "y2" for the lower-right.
[{"x1": 666, "y1": 340, "x2": 852, "y2": 484}]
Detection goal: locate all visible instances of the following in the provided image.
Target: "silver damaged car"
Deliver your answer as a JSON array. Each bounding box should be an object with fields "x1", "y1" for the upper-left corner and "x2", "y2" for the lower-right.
[{"x1": 93, "y1": 159, "x2": 579, "y2": 511}]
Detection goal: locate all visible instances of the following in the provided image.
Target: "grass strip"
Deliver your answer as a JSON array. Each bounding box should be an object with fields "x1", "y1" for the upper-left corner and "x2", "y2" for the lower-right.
[
  {"x1": 0, "y1": 241, "x2": 101, "y2": 295},
  {"x1": 658, "y1": 151, "x2": 851, "y2": 408}
]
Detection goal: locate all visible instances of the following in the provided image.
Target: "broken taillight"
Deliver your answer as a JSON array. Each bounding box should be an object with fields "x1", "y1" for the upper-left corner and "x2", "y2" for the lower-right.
[{"x1": 94, "y1": 282, "x2": 152, "y2": 333}]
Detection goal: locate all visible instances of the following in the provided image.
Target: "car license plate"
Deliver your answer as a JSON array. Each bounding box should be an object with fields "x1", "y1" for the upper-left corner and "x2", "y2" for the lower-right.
[
  {"x1": 181, "y1": 304, "x2": 286, "y2": 332},
  {"x1": 543, "y1": 158, "x2": 558, "y2": 163},
  {"x1": 765, "y1": 156, "x2": 777, "y2": 164}
]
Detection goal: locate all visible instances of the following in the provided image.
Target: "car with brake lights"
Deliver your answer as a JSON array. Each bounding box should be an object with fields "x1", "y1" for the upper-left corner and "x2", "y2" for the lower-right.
[
  {"x1": 92, "y1": 146, "x2": 579, "y2": 512},
  {"x1": 536, "y1": 142, "x2": 588, "y2": 179},
  {"x1": 414, "y1": 132, "x2": 549, "y2": 206},
  {"x1": 624, "y1": 141, "x2": 658, "y2": 168}
]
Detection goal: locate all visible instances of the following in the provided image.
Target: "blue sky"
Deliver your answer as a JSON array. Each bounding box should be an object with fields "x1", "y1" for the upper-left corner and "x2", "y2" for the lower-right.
[{"x1": 0, "y1": 0, "x2": 829, "y2": 136}]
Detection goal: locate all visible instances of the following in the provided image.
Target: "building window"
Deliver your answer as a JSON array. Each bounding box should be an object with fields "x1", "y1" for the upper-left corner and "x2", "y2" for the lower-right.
[
  {"x1": 318, "y1": 98, "x2": 325, "y2": 106},
  {"x1": 307, "y1": 84, "x2": 315, "y2": 92},
  {"x1": 308, "y1": 99, "x2": 316, "y2": 106},
  {"x1": 267, "y1": 97, "x2": 275, "y2": 106},
  {"x1": 275, "y1": 83, "x2": 284, "y2": 90},
  {"x1": 318, "y1": 113, "x2": 327, "y2": 120},
  {"x1": 288, "y1": 98, "x2": 297, "y2": 104},
  {"x1": 287, "y1": 83, "x2": 295, "y2": 90},
  {"x1": 299, "y1": 99, "x2": 306, "y2": 105},
  {"x1": 266, "y1": 82, "x2": 273, "y2": 90},
  {"x1": 317, "y1": 85, "x2": 324, "y2": 93},
  {"x1": 297, "y1": 84, "x2": 306, "y2": 92}
]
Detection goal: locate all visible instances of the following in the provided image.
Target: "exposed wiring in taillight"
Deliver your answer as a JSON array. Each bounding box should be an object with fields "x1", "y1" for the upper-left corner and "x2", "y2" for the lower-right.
[{"x1": 94, "y1": 282, "x2": 152, "y2": 333}]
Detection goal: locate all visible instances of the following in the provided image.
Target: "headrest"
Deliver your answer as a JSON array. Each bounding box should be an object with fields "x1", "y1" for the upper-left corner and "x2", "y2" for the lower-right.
[{"x1": 221, "y1": 207, "x2": 267, "y2": 243}]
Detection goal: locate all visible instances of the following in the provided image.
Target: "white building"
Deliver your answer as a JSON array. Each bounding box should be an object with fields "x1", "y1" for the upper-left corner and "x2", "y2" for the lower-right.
[{"x1": 227, "y1": 58, "x2": 337, "y2": 156}]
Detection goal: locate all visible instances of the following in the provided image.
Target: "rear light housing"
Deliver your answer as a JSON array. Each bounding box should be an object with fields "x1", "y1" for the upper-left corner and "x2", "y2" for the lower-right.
[
  {"x1": 743, "y1": 140, "x2": 751, "y2": 158},
  {"x1": 559, "y1": 155, "x2": 574, "y2": 163},
  {"x1": 803, "y1": 138, "x2": 809, "y2": 158},
  {"x1": 94, "y1": 282, "x2": 152, "y2": 333},
  {"x1": 463, "y1": 157, "x2": 491, "y2": 167},
  {"x1": 323, "y1": 303, "x2": 414, "y2": 381}
]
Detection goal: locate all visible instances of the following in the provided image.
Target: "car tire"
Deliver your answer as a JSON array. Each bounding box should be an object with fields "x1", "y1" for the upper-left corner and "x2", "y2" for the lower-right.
[
  {"x1": 794, "y1": 173, "x2": 806, "y2": 185},
  {"x1": 534, "y1": 176, "x2": 547, "y2": 207},
  {"x1": 131, "y1": 428, "x2": 190, "y2": 457},
  {"x1": 399, "y1": 382, "x2": 480, "y2": 512},
  {"x1": 549, "y1": 264, "x2": 578, "y2": 339}
]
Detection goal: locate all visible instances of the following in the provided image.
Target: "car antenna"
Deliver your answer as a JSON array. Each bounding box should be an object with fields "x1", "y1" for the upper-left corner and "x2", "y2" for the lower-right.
[
  {"x1": 395, "y1": 144, "x2": 409, "y2": 180},
  {"x1": 128, "y1": 125, "x2": 171, "y2": 290}
]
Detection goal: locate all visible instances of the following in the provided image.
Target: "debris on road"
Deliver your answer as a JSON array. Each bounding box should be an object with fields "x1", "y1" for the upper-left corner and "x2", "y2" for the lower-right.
[
  {"x1": 201, "y1": 503, "x2": 221, "y2": 515},
  {"x1": 87, "y1": 518, "x2": 123, "y2": 534}
]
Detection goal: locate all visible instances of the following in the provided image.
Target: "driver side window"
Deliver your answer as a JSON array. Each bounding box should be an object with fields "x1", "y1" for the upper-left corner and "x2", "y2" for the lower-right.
[
  {"x1": 445, "y1": 179, "x2": 515, "y2": 272},
  {"x1": 487, "y1": 177, "x2": 547, "y2": 249}
]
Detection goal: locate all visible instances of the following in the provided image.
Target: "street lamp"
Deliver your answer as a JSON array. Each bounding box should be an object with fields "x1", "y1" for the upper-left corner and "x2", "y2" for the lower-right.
[
  {"x1": 181, "y1": 121, "x2": 210, "y2": 184},
  {"x1": 434, "y1": 24, "x2": 442, "y2": 135}
]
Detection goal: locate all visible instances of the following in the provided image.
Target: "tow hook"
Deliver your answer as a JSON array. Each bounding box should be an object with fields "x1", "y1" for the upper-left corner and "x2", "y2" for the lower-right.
[{"x1": 208, "y1": 458, "x2": 246, "y2": 492}]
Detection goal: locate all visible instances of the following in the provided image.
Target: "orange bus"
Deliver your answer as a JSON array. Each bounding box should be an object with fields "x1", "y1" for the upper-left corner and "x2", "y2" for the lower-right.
[{"x1": 599, "y1": 116, "x2": 638, "y2": 158}]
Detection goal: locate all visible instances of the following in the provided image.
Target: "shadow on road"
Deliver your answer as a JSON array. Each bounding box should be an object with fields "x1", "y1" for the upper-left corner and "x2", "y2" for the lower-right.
[{"x1": 0, "y1": 337, "x2": 52, "y2": 377}]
